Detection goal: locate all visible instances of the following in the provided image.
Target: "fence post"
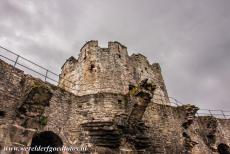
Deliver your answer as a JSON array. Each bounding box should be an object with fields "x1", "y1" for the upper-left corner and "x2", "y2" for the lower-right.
[
  {"x1": 14, "y1": 55, "x2": 20, "y2": 67},
  {"x1": 221, "y1": 110, "x2": 226, "y2": 119},
  {"x1": 45, "y1": 70, "x2": 48, "y2": 82},
  {"x1": 208, "y1": 110, "x2": 213, "y2": 117}
]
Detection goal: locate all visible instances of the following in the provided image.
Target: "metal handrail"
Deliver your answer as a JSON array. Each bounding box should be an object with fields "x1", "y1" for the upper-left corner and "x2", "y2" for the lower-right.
[{"x1": 0, "y1": 45, "x2": 85, "y2": 88}]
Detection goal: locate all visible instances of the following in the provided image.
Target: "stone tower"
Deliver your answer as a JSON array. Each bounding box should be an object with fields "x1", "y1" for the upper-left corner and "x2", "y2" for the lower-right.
[{"x1": 59, "y1": 40, "x2": 170, "y2": 105}]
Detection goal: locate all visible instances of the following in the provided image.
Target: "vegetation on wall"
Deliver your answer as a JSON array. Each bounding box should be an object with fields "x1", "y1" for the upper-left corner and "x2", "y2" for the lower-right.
[{"x1": 39, "y1": 115, "x2": 48, "y2": 126}]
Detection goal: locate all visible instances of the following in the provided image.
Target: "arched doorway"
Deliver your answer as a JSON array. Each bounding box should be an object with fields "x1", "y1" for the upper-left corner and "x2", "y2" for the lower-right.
[
  {"x1": 30, "y1": 131, "x2": 63, "y2": 154},
  {"x1": 218, "y1": 143, "x2": 230, "y2": 154}
]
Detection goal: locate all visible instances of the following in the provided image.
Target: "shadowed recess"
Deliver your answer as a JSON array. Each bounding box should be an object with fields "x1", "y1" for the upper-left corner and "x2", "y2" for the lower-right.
[{"x1": 29, "y1": 131, "x2": 63, "y2": 154}]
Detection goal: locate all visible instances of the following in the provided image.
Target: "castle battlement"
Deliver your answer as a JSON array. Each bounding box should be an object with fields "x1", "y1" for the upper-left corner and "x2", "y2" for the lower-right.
[
  {"x1": 77, "y1": 41, "x2": 128, "y2": 65},
  {"x1": 80, "y1": 40, "x2": 127, "y2": 53},
  {"x1": 80, "y1": 40, "x2": 99, "y2": 53},
  {"x1": 59, "y1": 41, "x2": 170, "y2": 105},
  {"x1": 108, "y1": 41, "x2": 127, "y2": 49}
]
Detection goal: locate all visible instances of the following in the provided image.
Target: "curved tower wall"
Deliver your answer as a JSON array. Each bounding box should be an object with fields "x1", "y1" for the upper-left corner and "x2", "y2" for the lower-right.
[{"x1": 59, "y1": 40, "x2": 170, "y2": 105}]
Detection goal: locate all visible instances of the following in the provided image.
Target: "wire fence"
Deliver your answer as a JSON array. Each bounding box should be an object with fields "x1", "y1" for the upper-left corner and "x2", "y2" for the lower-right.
[{"x1": 0, "y1": 45, "x2": 230, "y2": 119}]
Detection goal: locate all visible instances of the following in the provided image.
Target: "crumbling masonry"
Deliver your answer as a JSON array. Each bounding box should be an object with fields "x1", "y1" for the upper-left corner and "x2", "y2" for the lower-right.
[{"x1": 0, "y1": 41, "x2": 230, "y2": 154}]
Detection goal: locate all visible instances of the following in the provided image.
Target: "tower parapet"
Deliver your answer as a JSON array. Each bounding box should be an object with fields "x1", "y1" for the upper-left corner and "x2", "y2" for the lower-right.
[
  {"x1": 108, "y1": 41, "x2": 127, "y2": 50},
  {"x1": 80, "y1": 40, "x2": 98, "y2": 53},
  {"x1": 59, "y1": 41, "x2": 170, "y2": 105}
]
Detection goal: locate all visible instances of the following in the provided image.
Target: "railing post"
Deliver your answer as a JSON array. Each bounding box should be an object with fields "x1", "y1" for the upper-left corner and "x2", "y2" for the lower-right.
[
  {"x1": 45, "y1": 70, "x2": 48, "y2": 82},
  {"x1": 221, "y1": 110, "x2": 226, "y2": 119},
  {"x1": 208, "y1": 110, "x2": 213, "y2": 117},
  {"x1": 14, "y1": 55, "x2": 19, "y2": 67}
]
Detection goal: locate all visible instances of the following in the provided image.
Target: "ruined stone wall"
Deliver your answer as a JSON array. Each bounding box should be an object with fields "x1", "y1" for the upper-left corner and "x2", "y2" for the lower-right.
[
  {"x1": 59, "y1": 41, "x2": 170, "y2": 105},
  {"x1": 0, "y1": 56, "x2": 230, "y2": 154},
  {"x1": 143, "y1": 103, "x2": 230, "y2": 154},
  {"x1": 0, "y1": 59, "x2": 127, "y2": 153}
]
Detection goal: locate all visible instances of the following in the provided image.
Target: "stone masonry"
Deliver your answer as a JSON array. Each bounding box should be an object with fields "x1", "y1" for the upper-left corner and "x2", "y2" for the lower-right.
[
  {"x1": 0, "y1": 41, "x2": 229, "y2": 154},
  {"x1": 59, "y1": 41, "x2": 170, "y2": 105}
]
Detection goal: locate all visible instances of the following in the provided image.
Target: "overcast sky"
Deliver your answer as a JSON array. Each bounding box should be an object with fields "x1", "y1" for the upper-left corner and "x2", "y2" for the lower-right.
[{"x1": 0, "y1": 0, "x2": 230, "y2": 110}]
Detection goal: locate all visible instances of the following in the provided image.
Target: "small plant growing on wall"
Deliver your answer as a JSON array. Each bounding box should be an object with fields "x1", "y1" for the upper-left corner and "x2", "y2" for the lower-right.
[
  {"x1": 39, "y1": 115, "x2": 48, "y2": 126},
  {"x1": 129, "y1": 85, "x2": 140, "y2": 96}
]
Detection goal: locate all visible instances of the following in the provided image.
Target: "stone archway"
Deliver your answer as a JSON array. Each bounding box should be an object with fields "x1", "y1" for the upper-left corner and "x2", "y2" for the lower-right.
[
  {"x1": 30, "y1": 131, "x2": 63, "y2": 154},
  {"x1": 218, "y1": 143, "x2": 230, "y2": 154}
]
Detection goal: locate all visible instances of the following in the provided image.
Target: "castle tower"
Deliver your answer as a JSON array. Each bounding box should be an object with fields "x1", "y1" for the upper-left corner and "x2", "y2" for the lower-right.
[{"x1": 58, "y1": 40, "x2": 170, "y2": 105}]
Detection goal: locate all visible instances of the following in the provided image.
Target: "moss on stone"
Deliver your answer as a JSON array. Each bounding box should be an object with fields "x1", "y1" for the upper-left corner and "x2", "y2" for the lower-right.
[
  {"x1": 129, "y1": 85, "x2": 140, "y2": 96},
  {"x1": 39, "y1": 115, "x2": 48, "y2": 126}
]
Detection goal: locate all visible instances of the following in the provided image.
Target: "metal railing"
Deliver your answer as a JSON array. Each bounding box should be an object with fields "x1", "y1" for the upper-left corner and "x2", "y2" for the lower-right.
[
  {"x1": 196, "y1": 109, "x2": 230, "y2": 119},
  {"x1": 0, "y1": 45, "x2": 90, "y2": 93},
  {"x1": 0, "y1": 45, "x2": 60, "y2": 84},
  {"x1": 168, "y1": 97, "x2": 230, "y2": 119},
  {"x1": 0, "y1": 45, "x2": 129, "y2": 93},
  {"x1": 0, "y1": 45, "x2": 230, "y2": 119}
]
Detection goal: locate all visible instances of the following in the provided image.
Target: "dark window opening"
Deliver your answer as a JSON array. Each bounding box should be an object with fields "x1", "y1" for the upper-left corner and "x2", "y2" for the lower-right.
[
  {"x1": 207, "y1": 134, "x2": 215, "y2": 140},
  {"x1": 89, "y1": 64, "x2": 95, "y2": 72},
  {"x1": 18, "y1": 106, "x2": 27, "y2": 114},
  {"x1": 0, "y1": 111, "x2": 5, "y2": 117},
  {"x1": 218, "y1": 143, "x2": 230, "y2": 154},
  {"x1": 206, "y1": 134, "x2": 216, "y2": 145},
  {"x1": 78, "y1": 104, "x2": 82, "y2": 108},
  {"x1": 30, "y1": 131, "x2": 63, "y2": 154}
]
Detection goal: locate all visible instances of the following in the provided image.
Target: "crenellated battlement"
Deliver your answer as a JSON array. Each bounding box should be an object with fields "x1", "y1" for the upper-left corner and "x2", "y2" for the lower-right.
[
  {"x1": 80, "y1": 40, "x2": 98, "y2": 53},
  {"x1": 61, "y1": 56, "x2": 77, "y2": 69},
  {"x1": 151, "y1": 63, "x2": 161, "y2": 71},
  {"x1": 59, "y1": 41, "x2": 170, "y2": 105},
  {"x1": 80, "y1": 40, "x2": 126, "y2": 52},
  {"x1": 131, "y1": 53, "x2": 148, "y2": 62},
  {"x1": 77, "y1": 41, "x2": 128, "y2": 64},
  {"x1": 108, "y1": 41, "x2": 127, "y2": 49},
  {"x1": 82, "y1": 40, "x2": 127, "y2": 53}
]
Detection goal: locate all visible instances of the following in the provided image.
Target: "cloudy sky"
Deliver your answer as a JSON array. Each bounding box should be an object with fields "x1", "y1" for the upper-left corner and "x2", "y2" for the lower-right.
[{"x1": 0, "y1": 0, "x2": 230, "y2": 110}]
